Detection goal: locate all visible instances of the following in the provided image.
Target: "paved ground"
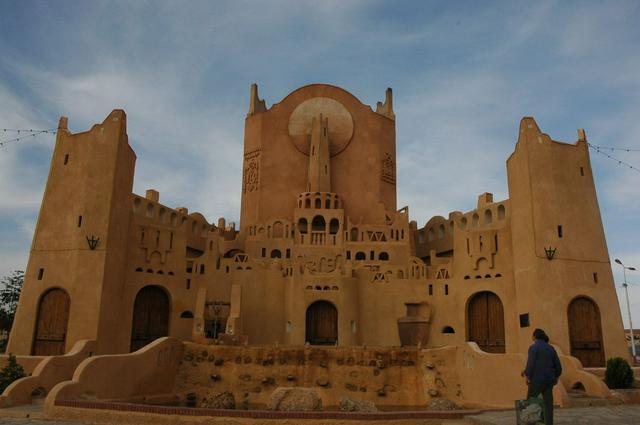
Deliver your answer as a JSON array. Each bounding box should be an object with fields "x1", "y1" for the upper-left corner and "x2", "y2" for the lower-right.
[
  {"x1": 1, "y1": 405, "x2": 640, "y2": 424},
  {"x1": 466, "y1": 405, "x2": 640, "y2": 425}
]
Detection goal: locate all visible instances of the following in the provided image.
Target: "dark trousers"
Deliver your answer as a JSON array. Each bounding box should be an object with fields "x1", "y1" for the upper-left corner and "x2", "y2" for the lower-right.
[{"x1": 527, "y1": 382, "x2": 554, "y2": 425}]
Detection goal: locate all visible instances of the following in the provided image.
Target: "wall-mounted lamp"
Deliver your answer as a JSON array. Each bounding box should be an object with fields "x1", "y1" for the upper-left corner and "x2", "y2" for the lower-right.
[
  {"x1": 86, "y1": 235, "x2": 100, "y2": 250},
  {"x1": 544, "y1": 246, "x2": 556, "y2": 260}
]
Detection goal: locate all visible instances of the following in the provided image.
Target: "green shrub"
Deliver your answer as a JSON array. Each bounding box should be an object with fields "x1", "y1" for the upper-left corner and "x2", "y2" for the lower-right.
[
  {"x1": 605, "y1": 357, "x2": 634, "y2": 389},
  {"x1": 0, "y1": 353, "x2": 26, "y2": 393}
]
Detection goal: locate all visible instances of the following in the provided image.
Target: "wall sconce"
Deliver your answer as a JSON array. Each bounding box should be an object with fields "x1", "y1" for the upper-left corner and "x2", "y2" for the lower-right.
[
  {"x1": 86, "y1": 235, "x2": 100, "y2": 250},
  {"x1": 544, "y1": 246, "x2": 556, "y2": 260}
]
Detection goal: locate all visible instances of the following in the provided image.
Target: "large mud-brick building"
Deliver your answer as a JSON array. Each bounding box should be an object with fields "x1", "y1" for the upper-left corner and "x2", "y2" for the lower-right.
[{"x1": 8, "y1": 84, "x2": 628, "y2": 367}]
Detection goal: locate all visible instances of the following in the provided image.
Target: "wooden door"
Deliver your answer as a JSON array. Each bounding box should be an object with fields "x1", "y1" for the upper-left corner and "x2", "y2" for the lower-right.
[
  {"x1": 467, "y1": 291, "x2": 505, "y2": 353},
  {"x1": 306, "y1": 301, "x2": 337, "y2": 345},
  {"x1": 32, "y1": 288, "x2": 70, "y2": 355},
  {"x1": 568, "y1": 297, "x2": 604, "y2": 367},
  {"x1": 130, "y1": 286, "x2": 170, "y2": 352}
]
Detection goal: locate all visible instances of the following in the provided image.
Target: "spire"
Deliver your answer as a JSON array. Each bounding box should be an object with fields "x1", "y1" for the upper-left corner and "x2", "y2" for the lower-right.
[
  {"x1": 307, "y1": 114, "x2": 331, "y2": 192},
  {"x1": 247, "y1": 83, "x2": 267, "y2": 117},
  {"x1": 375, "y1": 87, "x2": 395, "y2": 119}
]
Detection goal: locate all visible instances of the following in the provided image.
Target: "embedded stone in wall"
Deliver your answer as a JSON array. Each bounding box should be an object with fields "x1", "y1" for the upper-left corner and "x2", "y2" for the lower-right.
[
  {"x1": 267, "y1": 387, "x2": 322, "y2": 411},
  {"x1": 339, "y1": 396, "x2": 378, "y2": 412}
]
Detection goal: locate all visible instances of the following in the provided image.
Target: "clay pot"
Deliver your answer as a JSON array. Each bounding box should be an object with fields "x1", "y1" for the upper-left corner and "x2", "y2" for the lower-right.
[{"x1": 397, "y1": 303, "x2": 430, "y2": 346}]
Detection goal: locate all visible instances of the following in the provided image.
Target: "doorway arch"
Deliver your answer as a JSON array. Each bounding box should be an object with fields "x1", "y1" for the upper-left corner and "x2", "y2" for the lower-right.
[
  {"x1": 467, "y1": 291, "x2": 505, "y2": 353},
  {"x1": 305, "y1": 300, "x2": 337, "y2": 345},
  {"x1": 130, "y1": 285, "x2": 170, "y2": 352},
  {"x1": 32, "y1": 288, "x2": 70, "y2": 355},
  {"x1": 568, "y1": 296, "x2": 604, "y2": 367}
]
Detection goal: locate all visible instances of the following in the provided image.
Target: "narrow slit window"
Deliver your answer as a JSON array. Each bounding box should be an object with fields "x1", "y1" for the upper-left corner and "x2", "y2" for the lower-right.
[
  {"x1": 557, "y1": 225, "x2": 563, "y2": 238},
  {"x1": 494, "y1": 234, "x2": 498, "y2": 252},
  {"x1": 64, "y1": 154, "x2": 69, "y2": 165},
  {"x1": 37, "y1": 268, "x2": 44, "y2": 280},
  {"x1": 200, "y1": 265, "x2": 205, "y2": 274},
  {"x1": 286, "y1": 249, "x2": 291, "y2": 259},
  {"x1": 261, "y1": 248, "x2": 266, "y2": 257},
  {"x1": 428, "y1": 284, "x2": 433, "y2": 295},
  {"x1": 580, "y1": 166, "x2": 584, "y2": 176},
  {"x1": 77, "y1": 215, "x2": 83, "y2": 227},
  {"x1": 593, "y1": 272, "x2": 598, "y2": 283},
  {"x1": 186, "y1": 279, "x2": 191, "y2": 290},
  {"x1": 170, "y1": 232, "x2": 174, "y2": 249},
  {"x1": 444, "y1": 284, "x2": 449, "y2": 295},
  {"x1": 466, "y1": 238, "x2": 470, "y2": 254}
]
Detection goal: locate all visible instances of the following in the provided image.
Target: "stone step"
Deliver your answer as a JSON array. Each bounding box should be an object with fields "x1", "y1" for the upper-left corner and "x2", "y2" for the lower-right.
[{"x1": 568, "y1": 391, "x2": 613, "y2": 408}]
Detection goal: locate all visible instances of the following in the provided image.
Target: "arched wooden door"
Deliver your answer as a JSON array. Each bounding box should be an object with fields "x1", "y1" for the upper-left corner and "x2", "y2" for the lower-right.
[
  {"x1": 467, "y1": 291, "x2": 505, "y2": 353},
  {"x1": 32, "y1": 288, "x2": 70, "y2": 355},
  {"x1": 130, "y1": 286, "x2": 170, "y2": 352},
  {"x1": 568, "y1": 297, "x2": 604, "y2": 367},
  {"x1": 306, "y1": 301, "x2": 337, "y2": 345}
]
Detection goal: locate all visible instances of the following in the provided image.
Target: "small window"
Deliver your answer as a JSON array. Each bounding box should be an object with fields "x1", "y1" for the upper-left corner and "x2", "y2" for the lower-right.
[
  {"x1": 466, "y1": 238, "x2": 470, "y2": 254},
  {"x1": 262, "y1": 248, "x2": 266, "y2": 257},
  {"x1": 428, "y1": 284, "x2": 433, "y2": 295},
  {"x1": 558, "y1": 225, "x2": 563, "y2": 238},
  {"x1": 135, "y1": 267, "x2": 143, "y2": 272},
  {"x1": 37, "y1": 268, "x2": 44, "y2": 280},
  {"x1": 270, "y1": 249, "x2": 281, "y2": 258},
  {"x1": 519, "y1": 313, "x2": 530, "y2": 328},
  {"x1": 63, "y1": 154, "x2": 69, "y2": 165},
  {"x1": 580, "y1": 166, "x2": 584, "y2": 176},
  {"x1": 180, "y1": 311, "x2": 194, "y2": 318},
  {"x1": 186, "y1": 279, "x2": 191, "y2": 290},
  {"x1": 286, "y1": 249, "x2": 291, "y2": 259},
  {"x1": 355, "y1": 251, "x2": 366, "y2": 261},
  {"x1": 495, "y1": 234, "x2": 498, "y2": 252},
  {"x1": 593, "y1": 272, "x2": 598, "y2": 283},
  {"x1": 346, "y1": 251, "x2": 351, "y2": 260},
  {"x1": 77, "y1": 215, "x2": 83, "y2": 227},
  {"x1": 209, "y1": 240, "x2": 213, "y2": 251},
  {"x1": 379, "y1": 252, "x2": 389, "y2": 261},
  {"x1": 370, "y1": 250, "x2": 375, "y2": 260},
  {"x1": 442, "y1": 326, "x2": 455, "y2": 334},
  {"x1": 225, "y1": 266, "x2": 229, "y2": 273},
  {"x1": 170, "y1": 233, "x2": 174, "y2": 249},
  {"x1": 200, "y1": 265, "x2": 205, "y2": 274},
  {"x1": 464, "y1": 275, "x2": 470, "y2": 280},
  {"x1": 445, "y1": 284, "x2": 449, "y2": 295}
]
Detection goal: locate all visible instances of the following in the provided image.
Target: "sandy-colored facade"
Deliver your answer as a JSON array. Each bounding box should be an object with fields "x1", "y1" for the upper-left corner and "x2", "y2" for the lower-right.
[{"x1": 7, "y1": 83, "x2": 629, "y2": 368}]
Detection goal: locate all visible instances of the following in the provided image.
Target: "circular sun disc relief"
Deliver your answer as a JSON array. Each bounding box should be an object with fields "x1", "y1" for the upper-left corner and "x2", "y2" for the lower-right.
[{"x1": 288, "y1": 97, "x2": 354, "y2": 156}]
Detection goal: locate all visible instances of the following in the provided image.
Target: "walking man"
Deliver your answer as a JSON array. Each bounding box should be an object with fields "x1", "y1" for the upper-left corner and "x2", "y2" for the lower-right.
[{"x1": 523, "y1": 328, "x2": 562, "y2": 425}]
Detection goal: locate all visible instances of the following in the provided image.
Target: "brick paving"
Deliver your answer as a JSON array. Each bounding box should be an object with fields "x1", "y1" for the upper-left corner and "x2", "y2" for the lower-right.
[{"x1": 466, "y1": 405, "x2": 640, "y2": 425}]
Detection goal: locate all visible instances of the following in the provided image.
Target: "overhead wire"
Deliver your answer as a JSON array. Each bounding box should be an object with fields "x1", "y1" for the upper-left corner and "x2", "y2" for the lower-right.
[
  {"x1": 0, "y1": 128, "x2": 57, "y2": 147},
  {"x1": 587, "y1": 143, "x2": 640, "y2": 174}
]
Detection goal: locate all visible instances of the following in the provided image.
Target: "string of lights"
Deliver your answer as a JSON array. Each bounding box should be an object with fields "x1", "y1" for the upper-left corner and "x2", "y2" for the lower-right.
[
  {"x1": 0, "y1": 128, "x2": 57, "y2": 147},
  {"x1": 587, "y1": 143, "x2": 640, "y2": 152},
  {"x1": 588, "y1": 143, "x2": 640, "y2": 173}
]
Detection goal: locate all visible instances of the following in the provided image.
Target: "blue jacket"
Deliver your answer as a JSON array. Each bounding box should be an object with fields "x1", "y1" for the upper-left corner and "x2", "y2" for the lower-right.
[{"x1": 524, "y1": 339, "x2": 562, "y2": 385}]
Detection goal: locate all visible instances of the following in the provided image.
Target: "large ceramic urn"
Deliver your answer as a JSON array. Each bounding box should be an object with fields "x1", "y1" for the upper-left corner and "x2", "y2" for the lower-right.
[{"x1": 397, "y1": 302, "x2": 431, "y2": 347}]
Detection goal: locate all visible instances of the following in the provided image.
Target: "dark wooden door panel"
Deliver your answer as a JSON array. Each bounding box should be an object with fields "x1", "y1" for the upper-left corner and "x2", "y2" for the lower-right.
[
  {"x1": 568, "y1": 297, "x2": 604, "y2": 367},
  {"x1": 306, "y1": 301, "x2": 337, "y2": 345},
  {"x1": 468, "y1": 292, "x2": 505, "y2": 353},
  {"x1": 33, "y1": 288, "x2": 70, "y2": 356},
  {"x1": 130, "y1": 286, "x2": 170, "y2": 352}
]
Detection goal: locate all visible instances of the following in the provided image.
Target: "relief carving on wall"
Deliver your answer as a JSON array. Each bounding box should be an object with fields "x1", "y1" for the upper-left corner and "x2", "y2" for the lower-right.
[
  {"x1": 303, "y1": 255, "x2": 344, "y2": 275},
  {"x1": 243, "y1": 149, "x2": 261, "y2": 194},
  {"x1": 381, "y1": 153, "x2": 395, "y2": 184}
]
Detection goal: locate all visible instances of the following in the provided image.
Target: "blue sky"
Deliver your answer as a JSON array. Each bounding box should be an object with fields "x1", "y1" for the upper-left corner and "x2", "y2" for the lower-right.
[{"x1": 0, "y1": 0, "x2": 639, "y2": 325}]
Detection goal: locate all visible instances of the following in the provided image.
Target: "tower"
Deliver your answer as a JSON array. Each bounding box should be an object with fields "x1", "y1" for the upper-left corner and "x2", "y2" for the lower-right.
[
  {"x1": 7, "y1": 110, "x2": 136, "y2": 355},
  {"x1": 507, "y1": 117, "x2": 628, "y2": 364}
]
